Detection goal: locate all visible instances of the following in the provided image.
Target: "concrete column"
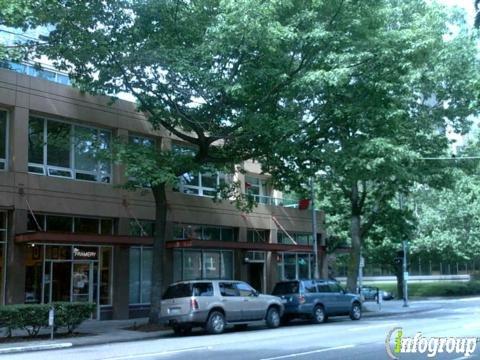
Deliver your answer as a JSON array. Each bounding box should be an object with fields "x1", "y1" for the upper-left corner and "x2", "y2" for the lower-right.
[
  {"x1": 266, "y1": 252, "x2": 278, "y2": 293},
  {"x1": 112, "y1": 217, "x2": 130, "y2": 319},
  {"x1": 113, "y1": 129, "x2": 128, "y2": 186},
  {"x1": 10, "y1": 106, "x2": 29, "y2": 173},
  {"x1": 5, "y1": 209, "x2": 27, "y2": 304}
]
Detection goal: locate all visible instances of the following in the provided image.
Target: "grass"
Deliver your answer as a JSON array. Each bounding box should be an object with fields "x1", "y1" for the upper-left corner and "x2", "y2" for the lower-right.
[{"x1": 361, "y1": 281, "x2": 480, "y2": 299}]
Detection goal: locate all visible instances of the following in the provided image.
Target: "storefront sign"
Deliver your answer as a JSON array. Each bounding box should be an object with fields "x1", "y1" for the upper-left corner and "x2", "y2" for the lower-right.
[{"x1": 73, "y1": 247, "x2": 98, "y2": 260}]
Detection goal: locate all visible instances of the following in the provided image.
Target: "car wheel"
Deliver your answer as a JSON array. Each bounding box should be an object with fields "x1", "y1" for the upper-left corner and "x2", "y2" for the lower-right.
[
  {"x1": 311, "y1": 305, "x2": 326, "y2": 324},
  {"x1": 350, "y1": 303, "x2": 362, "y2": 320},
  {"x1": 265, "y1": 307, "x2": 281, "y2": 328},
  {"x1": 206, "y1": 311, "x2": 226, "y2": 334},
  {"x1": 173, "y1": 325, "x2": 192, "y2": 336}
]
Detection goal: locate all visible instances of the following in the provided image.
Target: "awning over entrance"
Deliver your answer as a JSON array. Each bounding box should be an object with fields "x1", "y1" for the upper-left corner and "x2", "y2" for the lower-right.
[
  {"x1": 166, "y1": 239, "x2": 314, "y2": 252},
  {"x1": 16, "y1": 232, "x2": 315, "y2": 252},
  {"x1": 15, "y1": 232, "x2": 154, "y2": 246}
]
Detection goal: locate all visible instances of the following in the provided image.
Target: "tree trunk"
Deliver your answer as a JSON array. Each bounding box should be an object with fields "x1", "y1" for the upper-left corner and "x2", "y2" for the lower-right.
[
  {"x1": 149, "y1": 183, "x2": 168, "y2": 324},
  {"x1": 396, "y1": 264, "x2": 404, "y2": 300},
  {"x1": 346, "y1": 213, "x2": 362, "y2": 293}
]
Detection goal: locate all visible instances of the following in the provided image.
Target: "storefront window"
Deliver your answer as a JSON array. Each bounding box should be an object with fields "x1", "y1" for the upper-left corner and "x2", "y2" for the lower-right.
[
  {"x1": 129, "y1": 247, "x2": 152, "y2": 304},
  {"x1": 278, "y1": 232, "x2": 313, "y2": 245},
  {"x1": 278, "y1": 253, "x2": 315, "y2": 280},
  {"x1": 25, "y1": 245, "x2": 43, "y2": 304},
  {"x1": 174, "y1": 249, "x2": 233, "y2": 281}
]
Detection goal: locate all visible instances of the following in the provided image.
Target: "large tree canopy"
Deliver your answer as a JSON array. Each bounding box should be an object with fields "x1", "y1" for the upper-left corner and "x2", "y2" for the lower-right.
[{"x1": 260, "y1": 0, "x2": 480, "y2": 292}]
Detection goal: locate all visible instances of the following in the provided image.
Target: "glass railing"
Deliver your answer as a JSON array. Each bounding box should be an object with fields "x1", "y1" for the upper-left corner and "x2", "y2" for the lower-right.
[
  {"x1": 251, "y1": 194, "x2": 299, "y2": 208},
  {"x1": 0, "y1": 61, "x2": 71, "y2": 86}
]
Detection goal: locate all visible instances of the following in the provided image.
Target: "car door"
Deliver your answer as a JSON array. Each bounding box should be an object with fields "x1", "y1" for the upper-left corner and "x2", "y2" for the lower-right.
[
  {"x1": 328, "y1": 282, "x2": 351, "y2": 315},
  {"x1": 316, "y1": 281, "x2": 336, "y2": 315},
  {"x1": 236, "y1": 282, "x2": 264, "y2": 320},
  {"x1": 218, "y1": 282, "x2": 243, "y2": 322}
]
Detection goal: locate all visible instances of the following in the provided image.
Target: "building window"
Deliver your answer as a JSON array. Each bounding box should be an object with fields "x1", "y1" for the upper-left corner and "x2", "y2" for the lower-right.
[
  {"x1": 247, "y1": 229, "x2": 269, "y2": 243},
  {"x1": 0, "y1": 110, "x2": 7, "y2": 170},
  {"x1": 0, "y1": 61, "x2": 71, "y2": 85},
  {"x1": 179, "y1": 171, "x2": 229, "y2": 197},
  {"x1": 28, "y1": 116, "x2": 111, "y2": 183},
  {"x1": 173, "y1": 249, "x2": 233, "y2": 282},
  {"x1": 129, "y1": 219, "x2": 155, "y2": 237},
  {"x1": 129, "y1": 134, "x2": 155, "y2": 148},
  {"x1": 27, "y1": 213, "x2": 114, "y2": 235},
  {"x1": 129, "y1": 247, "x2": 152, "y2": 304},
  {"x1": 173, "y1": 223, "x2": 236, "y2": 242},
  {"x1": 277, "y1": 232, "x2": 314, "y2": 245},
  {"x1": 277, "y1": 252, "x2": 315, "y2": 280},
  {"x1": 0, "y1": 212, "x2": 6, "y2": 304},
  {"x1": 245, "y1": 175, "x2": 268, "y2": 204}
]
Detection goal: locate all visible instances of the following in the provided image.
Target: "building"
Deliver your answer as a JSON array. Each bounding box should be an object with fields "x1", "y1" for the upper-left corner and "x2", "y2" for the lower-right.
[{"x1": 0, "y1": 66, "x2": 325, "y2": 320}]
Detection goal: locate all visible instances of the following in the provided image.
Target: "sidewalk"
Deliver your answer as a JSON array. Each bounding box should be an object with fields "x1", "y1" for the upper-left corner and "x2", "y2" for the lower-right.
[
  {"x1": 0, "y1": 299, "x2": 448, "y2": 355},
  {"x1": 362, "y1": 299, "x2": 442, "y2": 318}
]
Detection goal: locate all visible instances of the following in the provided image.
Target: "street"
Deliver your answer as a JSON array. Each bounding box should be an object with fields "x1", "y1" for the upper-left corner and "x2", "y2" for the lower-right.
[{"x1": 4, "y1": 298, "x2": 480, "y2": 360}]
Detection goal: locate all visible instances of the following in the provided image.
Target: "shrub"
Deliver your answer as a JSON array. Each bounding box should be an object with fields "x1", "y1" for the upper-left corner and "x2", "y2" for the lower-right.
[
  {"x1": 52, "y1": 302, "x2": 96, "y2": 333},
  {"x1": 0, "y1": 302, "x2": 95, "y2": 337}
]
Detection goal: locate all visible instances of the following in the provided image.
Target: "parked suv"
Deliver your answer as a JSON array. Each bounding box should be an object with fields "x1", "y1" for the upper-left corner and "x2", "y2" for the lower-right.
[
  {"x1": 272, "y1": 279, "x2": 362, "y2": 324},
  {"x1": 160, "y1": 280, "x2": 284, "y2": 335}
]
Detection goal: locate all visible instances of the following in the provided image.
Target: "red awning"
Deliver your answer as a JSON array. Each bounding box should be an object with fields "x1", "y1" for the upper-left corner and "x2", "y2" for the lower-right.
[{"x1": 166, "y1": 239, "x2": 314, "y2": 252}]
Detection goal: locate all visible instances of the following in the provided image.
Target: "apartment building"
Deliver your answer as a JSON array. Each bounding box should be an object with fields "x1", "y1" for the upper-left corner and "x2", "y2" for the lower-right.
[{"x1": 0, "y1": 66, "x2": 325, "y2": 320}]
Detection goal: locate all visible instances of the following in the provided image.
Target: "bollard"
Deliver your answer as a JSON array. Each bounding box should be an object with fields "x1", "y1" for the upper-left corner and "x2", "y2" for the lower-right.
[{"x1": 48, "y1": 306, "x2": 55, "y2": 340}]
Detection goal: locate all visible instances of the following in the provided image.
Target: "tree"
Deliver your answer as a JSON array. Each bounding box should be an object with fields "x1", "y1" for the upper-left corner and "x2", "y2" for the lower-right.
[
  {"x1": 261, "y1": 0, "x2": 480, "y2": 292},
  {"x1": 18, "y1": 0, "x2": 368, "y2": 323}
]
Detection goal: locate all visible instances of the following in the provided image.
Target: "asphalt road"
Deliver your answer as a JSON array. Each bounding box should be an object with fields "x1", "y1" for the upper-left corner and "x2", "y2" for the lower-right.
[{"x1": 5, "y1": 298, "x2": 480, "y2": 360}]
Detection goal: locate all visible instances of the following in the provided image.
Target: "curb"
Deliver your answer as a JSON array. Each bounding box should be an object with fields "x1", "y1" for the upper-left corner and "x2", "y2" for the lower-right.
[
  {"x1": 0, "y1": 342, "x2": 73, "y2": 354},
  {"x1": 362, "y1": 306, "x2": 441, "y2": 318}
]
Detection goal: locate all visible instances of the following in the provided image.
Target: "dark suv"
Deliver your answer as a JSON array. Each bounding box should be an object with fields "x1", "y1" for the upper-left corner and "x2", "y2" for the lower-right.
[{"x1": 272, "y1": 279, "x2": 362, "y2": 324}]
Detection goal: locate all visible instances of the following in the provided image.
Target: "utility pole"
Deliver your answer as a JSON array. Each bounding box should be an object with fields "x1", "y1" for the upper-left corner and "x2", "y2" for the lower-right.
[
  {"x1": 403, "y1": 239, "x2": 409, "y2": 307},
  {"x1": 310, "y1": 177, "x2": 319, "y2": 279}
]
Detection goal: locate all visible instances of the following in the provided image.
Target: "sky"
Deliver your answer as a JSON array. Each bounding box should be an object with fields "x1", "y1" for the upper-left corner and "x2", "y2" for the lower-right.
[{"x1": 437, "y1": 0, "x2": 476, "y2": 26}]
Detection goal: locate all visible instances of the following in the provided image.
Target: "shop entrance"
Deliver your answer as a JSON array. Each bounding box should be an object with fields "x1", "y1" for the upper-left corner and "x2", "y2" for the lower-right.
[
  {"x1": 44, "y1": 261, "x2": 97, "y2": 305},
  {"x1": 245, "y1": 251, "x2": 266, "y2": 293}
]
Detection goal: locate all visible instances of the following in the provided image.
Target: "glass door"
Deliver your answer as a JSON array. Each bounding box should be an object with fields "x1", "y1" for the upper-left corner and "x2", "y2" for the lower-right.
[{"x1": 72, "y1": 262, "x2": 93, "y2": 303}]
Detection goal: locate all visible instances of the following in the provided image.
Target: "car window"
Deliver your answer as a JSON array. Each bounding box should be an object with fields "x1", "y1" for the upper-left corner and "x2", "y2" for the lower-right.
[
  {"x1": 219, "y1": 282, "x2": 239, "y2": 297},
  {"x1": 328, "y1": 282, "x2": 344, "y2": 293},
  {"x1": 272, "y1": 281, "x2": 300, "y2": 295},
  {"x1": 317, "y1": 283, "x2": 331, "y2": 293},
  {"x1": 303, "y1": 281, "x2": 317, "y2": 293},
  {"x1": 236, "y1": 282, "x2": 255, "y2": 297},
  {"x1": 163, "y1": 283, "x2": 192, "y2": 299},
  {"x1": 192, "y1": 282, "x2": 214, "y2": 297}
]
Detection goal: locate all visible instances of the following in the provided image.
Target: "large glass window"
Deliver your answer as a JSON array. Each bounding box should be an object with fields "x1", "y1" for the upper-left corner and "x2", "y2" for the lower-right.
[
  {"x1": 27, "y1": 214, "x2": 113, "y2": 235},
  {"x1": 245, "y1": 175, "x2": 268, "y2": 203},
  {"x1": 28, "y1": 116, "x2": 111, "y2": 183},
  {"x1": 277, "y1": 253, "x2": 315, "y2": 281},
  {"x1": 173, "y1": 223, "x2": 236, "y2": 241},
  {"x1": 129, "y1": 219, "x2": 155, "y2": 237},
  {"x1": 174, "y1": 249, "x2": 233, "y2": 281},
  {"x1": 0, "y1": 110, "x2": 7, "y2": 170},
  {"x1": 278, "y1": 232, "x2": 314, "y2": 245},
  {"x1": 129, "y1": 247, "x2": 152, "y2": 304},
  {"x1": 247, "y1": 229, "x2": 269, "y2": 243}
]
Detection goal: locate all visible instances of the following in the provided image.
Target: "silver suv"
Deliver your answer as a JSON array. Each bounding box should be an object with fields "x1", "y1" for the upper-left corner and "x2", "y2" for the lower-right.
[{"x1": 160, "y1": 280, "x2": 284, "y2": 335}]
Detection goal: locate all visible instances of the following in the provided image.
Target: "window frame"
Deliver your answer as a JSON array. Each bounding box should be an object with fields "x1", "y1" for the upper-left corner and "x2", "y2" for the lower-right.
[
  {"x1": 27, "y1": 116, "x2": 112, "y2": 183},
  {"x1": 0, "y1": 109, "x2": 9, "y2": 171}
]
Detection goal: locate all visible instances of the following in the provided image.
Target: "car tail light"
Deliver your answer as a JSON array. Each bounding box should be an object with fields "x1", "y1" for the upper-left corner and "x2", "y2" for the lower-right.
[
  {"x1": 297, "y1": 295, "x2": 306, "y2": 304},
  {"x1": 190, "y1": 298, "x2": 199, "y2": 310}
]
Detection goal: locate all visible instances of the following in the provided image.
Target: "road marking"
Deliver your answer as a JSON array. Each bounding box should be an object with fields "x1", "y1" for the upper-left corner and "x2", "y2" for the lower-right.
[
  {"x1": 101, "y1": 346, "x2": 212, "y2": 360},
  {"x1": 348, "y1": 323, "x2": 397, "y2": 332},
  {"x1": 258, "y1": 345, "x2": 355, "y2": 360}
]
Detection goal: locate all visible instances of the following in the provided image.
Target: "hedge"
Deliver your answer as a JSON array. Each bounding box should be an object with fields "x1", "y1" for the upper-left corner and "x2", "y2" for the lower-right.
[{"x1": 0, "y1": 302, "x2": 95, "y2": 337}]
